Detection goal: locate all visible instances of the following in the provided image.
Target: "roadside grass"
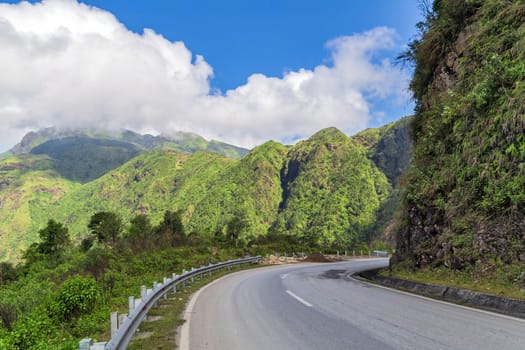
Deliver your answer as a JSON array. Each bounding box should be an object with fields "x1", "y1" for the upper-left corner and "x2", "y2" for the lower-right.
[
  {"x1": 127, "y1": 263, "x2": 261, "y2": 350},
  {"x1": 385, "y1": 265, "x2": 525, "y2": 300}
]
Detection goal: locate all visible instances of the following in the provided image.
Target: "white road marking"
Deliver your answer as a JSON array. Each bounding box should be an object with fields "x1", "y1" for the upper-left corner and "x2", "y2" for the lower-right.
[
  {"x1": 280, "y1": 273, "x2": 288, "y2": 279},
  {"x1": 352, "y1": 276, "x2": 525, "y2": 324},
  {"x1": 179, "y1": 273, "x2": 238, "y2": 350},
  {"x1": 286, "y1": 290, "x2": 313, "y2": 307}
]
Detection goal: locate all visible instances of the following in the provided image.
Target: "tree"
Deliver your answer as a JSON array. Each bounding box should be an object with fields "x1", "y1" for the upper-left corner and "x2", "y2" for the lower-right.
[
  {"x1": 226, "y1": 216, "x2": 249, "y2": 247},
  {"x1": 88, "y1": 212, "x2": 122, "y2": 245},
  {"x1": 0, "y1": 262, "x2": 17, "y2": 286},
  {"x1": 156, "y1": 210, "x2": 185, "y2": 247},
  {"x1": 38, "y1": 219, "x2": 70, "y2": 256},
  {"x1": 127, "y1": 214, "x2": 153, "y2": 249},
  {"x1": 23, "y1": 219, "x2": 70, "y2": 264}
]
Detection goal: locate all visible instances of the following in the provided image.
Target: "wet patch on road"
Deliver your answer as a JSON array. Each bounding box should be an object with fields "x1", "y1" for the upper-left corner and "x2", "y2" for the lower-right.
[{"x1": 318, "y1": 269, "x2": 348, "y2": 279}]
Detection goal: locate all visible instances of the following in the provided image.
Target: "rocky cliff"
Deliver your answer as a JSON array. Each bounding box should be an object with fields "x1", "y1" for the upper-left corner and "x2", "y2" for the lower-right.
[{"x1": 394, "y1": 0, "x2": 525, "y2": 282}]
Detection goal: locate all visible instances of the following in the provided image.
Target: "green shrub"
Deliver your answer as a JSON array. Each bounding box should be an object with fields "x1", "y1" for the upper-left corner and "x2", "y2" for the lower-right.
[{"x1": 52, "y1": 276, "x2": 100, "y2": 321}]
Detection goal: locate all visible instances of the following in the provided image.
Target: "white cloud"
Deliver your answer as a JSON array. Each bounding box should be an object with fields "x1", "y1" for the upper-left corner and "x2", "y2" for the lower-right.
[{"x1": 0, "y1": 0, "x2": 409, "y2": 151}]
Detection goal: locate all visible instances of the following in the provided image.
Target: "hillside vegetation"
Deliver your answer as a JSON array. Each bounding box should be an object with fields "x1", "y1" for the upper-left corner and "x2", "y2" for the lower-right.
[
  {"x1": 394, "y1": 0, "x2": 525, "y2": 286},
  {"x1": 1, "y1": 128, "x2": 248, "y2": 183},
  {"x1": 0, "y1": 122, "x2": 411, "y2": 262}
]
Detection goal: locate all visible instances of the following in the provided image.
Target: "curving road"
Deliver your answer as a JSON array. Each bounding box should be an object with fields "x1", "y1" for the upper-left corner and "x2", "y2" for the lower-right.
[{"x1": 179, "y1": 259, "x2": 525, "y2": 350}]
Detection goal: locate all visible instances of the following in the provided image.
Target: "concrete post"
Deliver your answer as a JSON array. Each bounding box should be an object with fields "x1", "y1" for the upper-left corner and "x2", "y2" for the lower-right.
[
  {"x1": 91, "y1": 342, "x2": 107, "y2": 350},
  {"x1": 141, "y1": 285, "x2": 147, "y2": 300},
  {"x1": 163, "y1": 278, "x2": 169, "y2": 299},
  {"x1": 79, "y1": 338, "x2": 92, "y2": 350},
  {"x1": 151, "y1": 282, "x2": 159, "y2": 307},
  {"x1": 128, "y1": 296, "x2": 135, "y2": 315},
  {"x1": 172, "y1": 273, "x2": 178, "y2": 293},
  {"x1": 110, "y1": 311, "x2": 119, "y2": 336},
  {"x1": 345, "y1": 250, "x2": 347, "y2": 256}
]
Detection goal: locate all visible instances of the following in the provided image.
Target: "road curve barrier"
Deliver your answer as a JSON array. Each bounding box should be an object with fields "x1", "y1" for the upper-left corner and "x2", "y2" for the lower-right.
[{"x1": 79, "y1": 256, "x2": 262, "y2": 350}]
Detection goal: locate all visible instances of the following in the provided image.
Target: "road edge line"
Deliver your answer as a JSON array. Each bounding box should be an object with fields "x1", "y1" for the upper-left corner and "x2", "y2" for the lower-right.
[{"x1": 350, "y1": 274, "x2": 525, "y2": 324}]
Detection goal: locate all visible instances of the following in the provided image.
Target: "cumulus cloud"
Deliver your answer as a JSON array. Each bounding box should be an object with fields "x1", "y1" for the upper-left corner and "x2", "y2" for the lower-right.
[{"x1": 0, "y1": 0, "x2": 409, "y2": 151}]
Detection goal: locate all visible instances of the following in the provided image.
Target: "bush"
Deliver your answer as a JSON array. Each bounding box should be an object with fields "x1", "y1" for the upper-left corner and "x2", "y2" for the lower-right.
[
  {"x1": 52, "y1": 276, "x2": 101, "y2": 322},
  {"x1": 11, "y1": 309, "x2": 57, "y2": 350}
]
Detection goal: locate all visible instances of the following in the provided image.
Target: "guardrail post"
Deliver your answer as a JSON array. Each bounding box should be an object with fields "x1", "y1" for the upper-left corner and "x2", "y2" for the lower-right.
[
  {"x1": 79, "y1": 338, "x2": 92, "y2": 350},
  {"x1": 110, "y1": 312, "x2": 119, "y2": 336},
  {"x1": 172, "y1": 273, "x2": 178, "y2": 292},
  {"x1": 191, "y1": 268, "x2": 195, "y2": 283},
  {"x1": 152, "y1": 282, "x2": 159, "y2": 307},
  {"x1": 141, "y1": 285, "x2": 146, "y2": 300},
  {"x1": 163, "y1": 278, "x2": 169, "y2": 299},
  {"x1": 128, "y1": 296, "x2": 135, "y2": 314}
]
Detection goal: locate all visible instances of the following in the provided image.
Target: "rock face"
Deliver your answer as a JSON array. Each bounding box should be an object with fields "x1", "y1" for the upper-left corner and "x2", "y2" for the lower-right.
[{"x1": 393, "y1": 0, "x2": 525, "y2": 275}]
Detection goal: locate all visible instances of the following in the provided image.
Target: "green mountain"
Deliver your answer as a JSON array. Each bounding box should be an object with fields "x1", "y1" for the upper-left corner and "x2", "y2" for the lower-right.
[
  {"x1": 394, "y1": 0, "x2": 525, "y2": 277},
  {"x1": 0, "y1": 155, "x2": 80, "y2": 262},
  {"x1": 1, "y1": 128, "x2": 249, "y2": 183},
  {"x1": 0, "y1": 122, "x2": 411, "y2": 262},
  {"x1": 273, "y1": 127, "x2": 391, "y2": 246}
]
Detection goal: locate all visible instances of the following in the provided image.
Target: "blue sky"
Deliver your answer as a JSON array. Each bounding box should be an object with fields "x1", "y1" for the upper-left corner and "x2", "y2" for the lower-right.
[
  {"x1": 0, "y1": 0, "x2": 422, "y2": 150},
  {"x1": 83, "y1": 0, "x2": 422, "y2": 90}
]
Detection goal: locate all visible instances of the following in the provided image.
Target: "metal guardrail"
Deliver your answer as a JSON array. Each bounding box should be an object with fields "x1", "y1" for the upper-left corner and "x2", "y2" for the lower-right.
[{"x1": 80, "y1": 256, "x2": 261, "y2": 350}]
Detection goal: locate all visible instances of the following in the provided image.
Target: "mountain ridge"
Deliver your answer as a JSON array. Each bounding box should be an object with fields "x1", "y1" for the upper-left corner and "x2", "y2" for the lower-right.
[
  {"x1": 0, "y1": 128, "x2": 249, "y2": 183},
  {"x1": 0, "y1": 121, "x2": 411, "y2": 262}
]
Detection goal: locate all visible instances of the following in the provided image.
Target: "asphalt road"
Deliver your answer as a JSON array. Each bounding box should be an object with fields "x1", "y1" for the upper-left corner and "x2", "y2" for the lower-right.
[{"x1": 179, "y1": 259, "x2": 525, "y2": 350}]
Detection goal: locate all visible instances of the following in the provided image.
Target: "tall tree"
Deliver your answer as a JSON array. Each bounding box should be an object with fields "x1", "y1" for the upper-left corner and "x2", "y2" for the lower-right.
[
  {"x1": 127, "y1": 214, "x2": 153, "y2": 249},
  {"x1": 88, "y1": 211, "x2": 122, "y2": 245},
  {"x1": 23, "y1": 219, "x2": 70, "y2": 264},
  {"x1": 37, "y1": 219, "x2": 70, "y2": 256},
  {"x1": 226, "y1": 215, "x2": 249, "y2": 247},
  {"x1": 156, "y1": 210, "x2": 185, "y2": 247}
]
